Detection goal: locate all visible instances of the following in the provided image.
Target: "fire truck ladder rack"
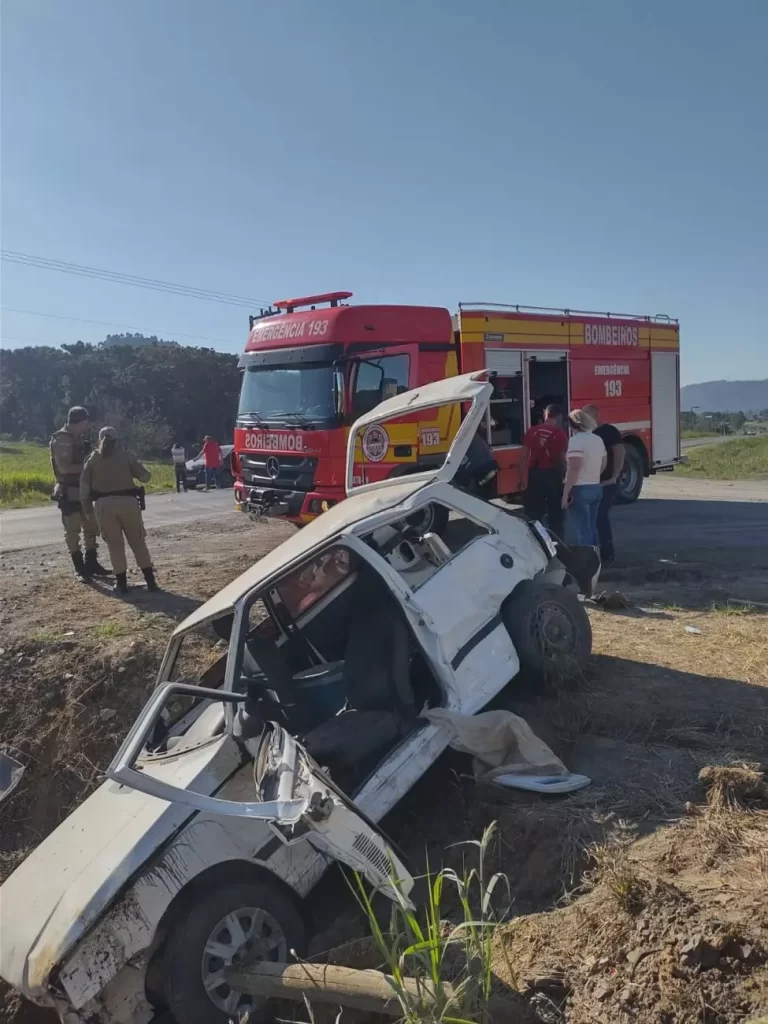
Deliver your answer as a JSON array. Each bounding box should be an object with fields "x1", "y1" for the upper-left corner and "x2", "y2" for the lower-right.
[{"x1": 459, "y1": 302, "x2": 678, "y2": 324}]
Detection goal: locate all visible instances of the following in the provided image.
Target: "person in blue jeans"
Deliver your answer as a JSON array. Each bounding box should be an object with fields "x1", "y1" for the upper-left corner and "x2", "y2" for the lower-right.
[
  {"x1": 584, "y1": 404, "x2": 625, "y2": 566},
  {"x1": 561, "y1": 409, "x2": 607, "y2": 548}
]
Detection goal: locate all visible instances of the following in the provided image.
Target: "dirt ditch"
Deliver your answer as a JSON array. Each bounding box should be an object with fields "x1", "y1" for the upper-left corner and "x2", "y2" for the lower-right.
[{"x1": 1, "y1": 520, "x2": 767, "y2": 1024}]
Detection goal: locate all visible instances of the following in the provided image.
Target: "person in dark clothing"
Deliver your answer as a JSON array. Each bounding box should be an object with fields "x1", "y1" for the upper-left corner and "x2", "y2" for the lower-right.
[
  {"x1": 583, "y1": 404, "x2": 625, "y2": 565},
  {"x1": 521, "y1": 403, "x2": 568, "y2": 539}
]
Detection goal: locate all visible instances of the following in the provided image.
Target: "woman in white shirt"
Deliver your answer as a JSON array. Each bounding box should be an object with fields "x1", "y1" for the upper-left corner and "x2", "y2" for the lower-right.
[{"x1": 561, "y1": 409, "x2": 606, "y2": 547}]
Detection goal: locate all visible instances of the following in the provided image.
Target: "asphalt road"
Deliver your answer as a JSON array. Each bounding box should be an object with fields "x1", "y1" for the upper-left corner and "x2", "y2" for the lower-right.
[
  {"x1": 1, "y1": 475, "x2": 766, "y2": 557},
  {"x1": 680, "y1": 434, "x2": 735, "y2": 450},
  {"x1": 610, "y1": 476, "x2": 768, "y2": 563},
  {"x1": 0, "y1": 488, "x2": 236, "y2": 552}
]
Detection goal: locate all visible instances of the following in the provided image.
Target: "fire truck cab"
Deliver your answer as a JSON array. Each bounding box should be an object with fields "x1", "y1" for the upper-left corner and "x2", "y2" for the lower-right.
[{"x1": 233, "y1": 293, "x2": 681, "y2": 525}]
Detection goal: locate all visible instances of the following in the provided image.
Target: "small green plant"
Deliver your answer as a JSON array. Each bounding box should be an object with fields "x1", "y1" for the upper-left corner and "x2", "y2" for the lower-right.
[
  {"x1": 352, "y1": 822, "x2": 511, "y2": 1023},
  {"x1": 92, "y1": 622, "x2": 133, "y2": 639}
]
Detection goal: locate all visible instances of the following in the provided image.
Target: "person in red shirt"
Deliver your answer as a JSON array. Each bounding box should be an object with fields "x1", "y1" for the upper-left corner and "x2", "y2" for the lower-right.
[
  {"x1": 200, "y1": 435, "x2": 223, "y2": 490},
  {"x1": 521, "y1": 403, "x2": 568, "y2": 539}
]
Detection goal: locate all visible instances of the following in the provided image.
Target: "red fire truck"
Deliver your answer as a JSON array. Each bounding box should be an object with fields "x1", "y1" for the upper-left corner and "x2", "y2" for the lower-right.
[{"x1": 233, "y1": 292, "x2": 681, "y2": 525}]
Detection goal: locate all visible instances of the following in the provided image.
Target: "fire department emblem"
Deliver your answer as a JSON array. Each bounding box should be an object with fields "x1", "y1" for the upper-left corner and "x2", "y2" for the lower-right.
[{"x1": 361, "y1": 424, "x2": 389, "y2": 463}]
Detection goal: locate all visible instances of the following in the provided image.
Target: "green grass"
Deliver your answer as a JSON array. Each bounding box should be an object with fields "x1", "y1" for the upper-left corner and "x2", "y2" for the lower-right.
[
  {"x1": 677, "y1": 436, "x2": 768, "y2": 480},
  {"x1": 350, "y1": 823, "x2": 511, "y2": 1023},
  {"x1": 681, "y1": 429, "x2": 718, "y2": 439},
  {"x1": 0, "y1": 440, "x2": 176, "y2": 508}
]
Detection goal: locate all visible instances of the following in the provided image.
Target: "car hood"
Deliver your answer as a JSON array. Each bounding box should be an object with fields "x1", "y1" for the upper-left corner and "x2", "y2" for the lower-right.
[{"x1": 0, "y1": 735, "x2": 241, "y2": 1001}]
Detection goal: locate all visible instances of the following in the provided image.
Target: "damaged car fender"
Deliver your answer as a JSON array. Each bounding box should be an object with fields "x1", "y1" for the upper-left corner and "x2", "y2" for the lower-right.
[{"x1": 57, "y1": 765, "x2": 328, "y2": 1013}]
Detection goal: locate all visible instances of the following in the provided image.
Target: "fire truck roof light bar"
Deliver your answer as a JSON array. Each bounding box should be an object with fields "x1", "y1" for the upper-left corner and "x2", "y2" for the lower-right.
[
  {"x1": 459, "y1": 302, "x2": 678, "y2": 325},
  {"x1": 274, "y1": 291, "x2": 353, "y2": 313}
]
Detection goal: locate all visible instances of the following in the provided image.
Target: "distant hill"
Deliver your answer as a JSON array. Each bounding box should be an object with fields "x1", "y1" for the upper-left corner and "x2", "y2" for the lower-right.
[{"x1": 680, "y1": 380, "x2": 768, "y2": 413}]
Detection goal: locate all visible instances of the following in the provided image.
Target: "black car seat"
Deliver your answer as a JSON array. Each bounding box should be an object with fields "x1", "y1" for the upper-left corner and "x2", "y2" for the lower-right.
[
  {"x1": 303, "y1": 577, "x2": 417, "y2": 771},
  {"x1": 241, "y1": 633, "x2": 310, "y2": 731}
]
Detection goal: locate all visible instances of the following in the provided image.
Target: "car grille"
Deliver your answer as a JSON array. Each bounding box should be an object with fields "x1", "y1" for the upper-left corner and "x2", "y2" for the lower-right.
[{"x1": 240, "y1": 453, "x2": 318, "y2": 491}]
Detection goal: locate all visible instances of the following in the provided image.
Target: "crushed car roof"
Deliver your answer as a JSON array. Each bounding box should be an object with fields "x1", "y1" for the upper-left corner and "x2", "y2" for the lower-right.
[{"x1": 175, "y1": 477, "x2": 427, "y2": 635}]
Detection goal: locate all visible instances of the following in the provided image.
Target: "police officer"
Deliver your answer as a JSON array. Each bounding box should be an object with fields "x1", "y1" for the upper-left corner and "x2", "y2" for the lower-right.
[
  {"x1": 80, "y1": 426, "x2": 158, "y2": 594},
  {"x1": 50, "y1": 406, "x2": 111, "y2": 580}
]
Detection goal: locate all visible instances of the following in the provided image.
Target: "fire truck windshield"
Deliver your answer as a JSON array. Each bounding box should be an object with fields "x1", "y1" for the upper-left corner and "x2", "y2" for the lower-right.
[{"x1": 238, "y1": 363, "x2": 336, "y2": 424}]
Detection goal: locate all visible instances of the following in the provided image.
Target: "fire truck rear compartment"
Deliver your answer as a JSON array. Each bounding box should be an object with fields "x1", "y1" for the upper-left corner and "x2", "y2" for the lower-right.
[{"x1": 527, "y1": 356, "x2": 569, "y2": 426}]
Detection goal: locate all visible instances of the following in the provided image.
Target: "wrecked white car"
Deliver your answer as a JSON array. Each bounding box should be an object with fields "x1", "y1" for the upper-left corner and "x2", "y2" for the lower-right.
[{"x1": 0, "y1": 373, "x2": 591, "y2": 1024}]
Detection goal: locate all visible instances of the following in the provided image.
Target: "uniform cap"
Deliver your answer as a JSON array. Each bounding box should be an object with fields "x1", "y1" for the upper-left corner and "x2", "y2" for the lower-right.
[
  {"x1": 67, "y1": 406, "x2": 89, "y2": 425},
  {"x1": 99, "y1": 426, "x2": 118, "y2": 440}
]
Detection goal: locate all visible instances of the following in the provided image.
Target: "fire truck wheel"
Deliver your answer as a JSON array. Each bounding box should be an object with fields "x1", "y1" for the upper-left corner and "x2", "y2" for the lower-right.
[{"x1": 615, "y1": 445, "x2": 643, "y2": 504}]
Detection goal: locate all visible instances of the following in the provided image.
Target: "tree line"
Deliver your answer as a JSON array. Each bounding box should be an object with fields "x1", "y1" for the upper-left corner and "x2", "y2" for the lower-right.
[
  {"x1": 0, "y1": 335, "x2": 240, "y2": 455},
  {"x1": 680, "y1": 410, "x2": 766, "y2": 434}
]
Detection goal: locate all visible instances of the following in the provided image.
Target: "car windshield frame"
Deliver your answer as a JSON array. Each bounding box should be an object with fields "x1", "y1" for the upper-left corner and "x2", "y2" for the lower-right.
[{"x1": 238, "y1": 361, "x2": 337, "y2": 425}]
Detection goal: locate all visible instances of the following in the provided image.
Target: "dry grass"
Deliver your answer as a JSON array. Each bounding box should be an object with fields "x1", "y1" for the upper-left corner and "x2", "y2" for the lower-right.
[
  {"x1": 590, "y1": 603, "x2": 768, "y2": 687},
  {"x1": 699, "y1": 764, "x2": 768, "y2": 812}
]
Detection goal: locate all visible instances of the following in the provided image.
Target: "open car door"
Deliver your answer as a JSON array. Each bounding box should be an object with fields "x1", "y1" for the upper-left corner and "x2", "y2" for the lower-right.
[
  {"x1": 106, "y1": 683, "x2": 414, "y2": 904},
  {"x1": 346, "y1": 370, "x2": 493, "y2": 497}
]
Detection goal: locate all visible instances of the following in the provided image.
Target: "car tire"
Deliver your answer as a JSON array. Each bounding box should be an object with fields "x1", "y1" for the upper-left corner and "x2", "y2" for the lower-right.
[
  {"x1": 615, "y1": 444, "x2": 643, "y2": 504},
  {"x1": 160, "y1": 879, "x2": 306, "y2": 1024},
  {"x1": 503, "y1": 580, "x2": 592, "y2": 682}
]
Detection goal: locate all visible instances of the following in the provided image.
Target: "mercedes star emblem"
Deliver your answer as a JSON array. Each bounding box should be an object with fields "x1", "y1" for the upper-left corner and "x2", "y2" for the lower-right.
[{"x1": 266, "y1": 456, "x2": 280, "y2": 480}]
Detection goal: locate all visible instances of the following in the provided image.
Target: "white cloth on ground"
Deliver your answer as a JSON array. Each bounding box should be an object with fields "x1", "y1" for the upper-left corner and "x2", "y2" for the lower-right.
[{"x1": 423, "y1": 707, "x2": 591, "y2": 794}]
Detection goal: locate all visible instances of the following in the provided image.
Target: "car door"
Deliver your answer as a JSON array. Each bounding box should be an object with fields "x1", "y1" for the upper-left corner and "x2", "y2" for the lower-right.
[
  {"x1": 410, "y1": 533, "x2": 522, "y2": 712},
  {"x1": 107, "y1": 683, "x2": 414, "y2": 904}
]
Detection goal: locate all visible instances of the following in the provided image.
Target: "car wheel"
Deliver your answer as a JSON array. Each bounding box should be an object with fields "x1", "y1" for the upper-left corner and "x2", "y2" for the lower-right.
[
  {"x1": 402, "y1": 503, "x2": 449, "y2": 538},
  {"x1": 615, "y1": 445, "x2": 643, "y2": 504},
  {"x1": 161, "y1": 880, "x2": 305, "y2": 1024},
  {"x1": 503, "y1": 581, "x2": 592, "y2": 682}
]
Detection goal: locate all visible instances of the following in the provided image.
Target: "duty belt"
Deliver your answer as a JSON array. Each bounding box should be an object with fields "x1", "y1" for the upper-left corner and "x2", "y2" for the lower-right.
[{"x1": 92, "y1": 487, "x2": 146, "y2": 510}]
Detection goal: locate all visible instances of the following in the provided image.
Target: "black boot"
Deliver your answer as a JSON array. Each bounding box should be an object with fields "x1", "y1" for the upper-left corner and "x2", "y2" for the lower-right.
[
  {"x1": 112, "y1": 572, "x2": 129, "y2": 594},
  {"x1": 142, "y1": 567, "x2": 160, "y2": 592},
  {"x1": 71, "y1": 551, "x2": 87, "y2": 581},
  {"x1": 84, "y1": 549, "x2": 112, "y2": 577}
]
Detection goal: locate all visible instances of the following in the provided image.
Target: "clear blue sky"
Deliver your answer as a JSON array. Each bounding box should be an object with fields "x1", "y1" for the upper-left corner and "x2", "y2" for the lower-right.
[{"x1": 2, "y1": 0, "x2": 766, "y2": 385}]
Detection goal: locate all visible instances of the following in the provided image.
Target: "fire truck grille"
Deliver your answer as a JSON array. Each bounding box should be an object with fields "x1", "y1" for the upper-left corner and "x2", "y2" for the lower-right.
[{"x1": 239, "y1": 453, "x2": 318, "y2": 491}]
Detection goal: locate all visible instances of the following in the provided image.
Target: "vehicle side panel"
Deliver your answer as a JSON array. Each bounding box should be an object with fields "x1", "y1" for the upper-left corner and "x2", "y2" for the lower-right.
[{"x1": 59, "y1": 765, "x2": 326, "y2": 1010}]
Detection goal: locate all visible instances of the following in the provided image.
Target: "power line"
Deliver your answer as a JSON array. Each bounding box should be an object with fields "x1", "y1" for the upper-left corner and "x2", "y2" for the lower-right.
[
  {"x1": 1, "y1": 250, "x2": 273, "y2": 309},
  {"x1": 1, "y1": 306, "x2": 240, "y2": 347}
]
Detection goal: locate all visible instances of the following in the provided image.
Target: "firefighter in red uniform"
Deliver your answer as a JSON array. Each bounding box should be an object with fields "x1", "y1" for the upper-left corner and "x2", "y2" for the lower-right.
[{"x1": 521, "y1": 403, "x2": 568, "y2": 539}]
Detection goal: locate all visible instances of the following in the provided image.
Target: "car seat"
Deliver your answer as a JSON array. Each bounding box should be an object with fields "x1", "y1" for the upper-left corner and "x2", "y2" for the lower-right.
[{"x1": 303, "y1": 577, "x2": 417, "y2": 772}]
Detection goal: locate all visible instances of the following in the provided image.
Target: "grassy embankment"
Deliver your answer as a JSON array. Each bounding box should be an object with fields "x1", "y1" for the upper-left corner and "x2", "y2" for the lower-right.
[
  {"x1": 677, "y1": 435, "x2": 768, "y2": 479},
  {"x1": 0, "y1": 440, "x2": 175, "y2": 508}
]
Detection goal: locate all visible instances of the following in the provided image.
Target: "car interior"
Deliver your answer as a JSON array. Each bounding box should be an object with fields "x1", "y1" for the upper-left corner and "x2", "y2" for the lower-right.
[{"x1": 227, "y1": 542, "x2": 445, "y2": 794}]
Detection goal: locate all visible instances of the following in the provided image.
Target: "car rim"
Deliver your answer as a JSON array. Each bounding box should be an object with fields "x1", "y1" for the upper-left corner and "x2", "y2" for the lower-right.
[
  {"x1": 531, "y1": 601, "x2": 577, "y2": 659},
  {"x1": 201, "y1": 906, "x2": 287, "y2": 1014}
]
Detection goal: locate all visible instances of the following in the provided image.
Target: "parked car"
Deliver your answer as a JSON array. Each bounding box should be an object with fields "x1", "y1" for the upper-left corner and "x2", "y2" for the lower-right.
[
  {"x1": 185, "y1": 444, "x2": 235, "y2": 489},
  {"x1": 0, "y1": 373, "x2": 592, "y2": 1024}
]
